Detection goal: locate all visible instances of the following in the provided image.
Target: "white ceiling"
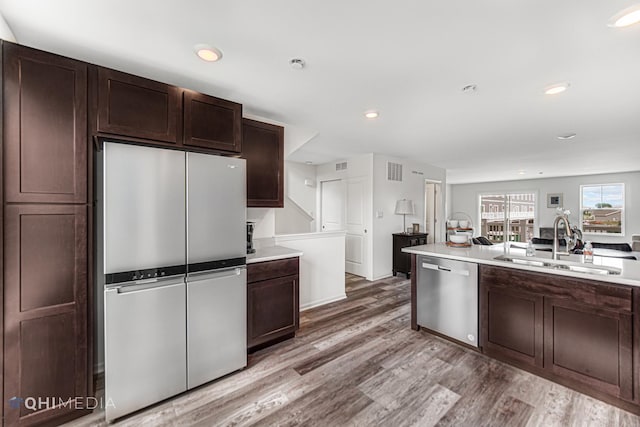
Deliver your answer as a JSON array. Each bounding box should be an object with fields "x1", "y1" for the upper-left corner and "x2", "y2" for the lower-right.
[{"x1": 1, "y1": 0, "x2": 639, "y2": 184}]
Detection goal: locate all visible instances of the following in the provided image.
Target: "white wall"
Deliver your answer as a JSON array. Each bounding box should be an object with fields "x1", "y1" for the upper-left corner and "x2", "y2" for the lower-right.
[
  {"x1": 275, "y1": 161, "x2": 317, "y2": 234},
  {"x1": 275, "y1": 231, "x2": 346, "y2": 310},
  {"x1": 247, "y1": 208, "x2": 276, "y2": 238},
  {"x1": 371, "y1": 154, "x2": 446, "y2": 280},
  {"x1": 450, "y1": 171, "x2": 640, "y2": 243},
  {"x1": 0, "y1": 13, "x2": 16, "y2": 42},
  {"x1": 275, "y1": 198, "x2": 314, "y2": 234},
  {"x1": 285, "y1": 161, "x2": 317, "y2": 217}
]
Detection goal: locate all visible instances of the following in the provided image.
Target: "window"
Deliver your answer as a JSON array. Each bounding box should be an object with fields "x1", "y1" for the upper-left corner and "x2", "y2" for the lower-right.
[
  {"x1": 580, "y1": 183, "x2": 624, "y2": 235},
  {"x1": 479, "y1": 192, "x2": 536, "y2": 243}
]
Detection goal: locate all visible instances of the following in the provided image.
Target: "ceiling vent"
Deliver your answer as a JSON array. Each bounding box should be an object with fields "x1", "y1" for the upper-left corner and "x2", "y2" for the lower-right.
[
  {"x1": 387, "y1": 162, "x2": 403, "y2": 182},
  {"x1": 335, "y1": 162, "x2": 348, "y2": 171}
]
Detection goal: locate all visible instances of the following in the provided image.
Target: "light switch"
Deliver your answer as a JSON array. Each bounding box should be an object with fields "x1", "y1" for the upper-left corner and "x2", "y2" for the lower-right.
[{"x1": 376, "y1": 210, "x2": 383, "y2": 218}]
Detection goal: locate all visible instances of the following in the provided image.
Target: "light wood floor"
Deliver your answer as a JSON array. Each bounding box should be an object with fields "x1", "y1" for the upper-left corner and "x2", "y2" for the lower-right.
[{"x1": 67, "y1": 274, "x2": 640, "y2": 427}]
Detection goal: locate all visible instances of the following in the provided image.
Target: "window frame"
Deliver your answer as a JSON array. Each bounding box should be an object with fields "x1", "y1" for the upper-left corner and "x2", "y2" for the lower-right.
[{"x1": 579, "y1": 183, "x2": 625, "y2": 237}]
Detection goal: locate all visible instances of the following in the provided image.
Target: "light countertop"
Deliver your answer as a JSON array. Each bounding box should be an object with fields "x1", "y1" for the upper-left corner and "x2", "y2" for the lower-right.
[
  {"x1": 247, "y1": 245, "x2": 303, "y2": 264},
  {"x1": 403, "y1": 243, "x2": 640, "y2": 287}
]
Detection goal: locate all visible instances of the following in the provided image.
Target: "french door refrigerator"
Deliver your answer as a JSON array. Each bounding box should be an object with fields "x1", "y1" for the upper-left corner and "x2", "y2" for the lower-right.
[{"x1": 98, "y1": 142, "x2": 246, "y2": 421}]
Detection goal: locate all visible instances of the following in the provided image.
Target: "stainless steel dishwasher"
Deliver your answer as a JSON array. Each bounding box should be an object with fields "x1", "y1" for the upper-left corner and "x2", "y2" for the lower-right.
[{"x1": 416, "y1": 255, "x2": 479, "y2": 347}]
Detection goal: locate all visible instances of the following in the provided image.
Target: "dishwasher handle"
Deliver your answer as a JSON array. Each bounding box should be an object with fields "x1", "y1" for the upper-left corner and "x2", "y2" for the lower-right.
[{"x1": 421, "y1": 262, "x2": 470, "y2": 277}]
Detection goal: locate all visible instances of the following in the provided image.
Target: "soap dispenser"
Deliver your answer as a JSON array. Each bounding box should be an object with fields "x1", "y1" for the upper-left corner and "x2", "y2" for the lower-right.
[{"x1": 526, "y1": 240, "x2": 535, "y2": 257}]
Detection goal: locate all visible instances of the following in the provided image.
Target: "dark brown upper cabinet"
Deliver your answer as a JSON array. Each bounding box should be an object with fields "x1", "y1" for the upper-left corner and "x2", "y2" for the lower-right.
[
  {"x1": 242, "y1": 118, "x2": 284, "y2": 208},
  {"x1": 3, "y1": 43, "x2": 88, "y2": 204},
  {"x1": 97, "y1": 68, "x2": 180, "y2": 144},
  {"x1": 183, "y1": 91, "x2": 242, "y2": 153}
]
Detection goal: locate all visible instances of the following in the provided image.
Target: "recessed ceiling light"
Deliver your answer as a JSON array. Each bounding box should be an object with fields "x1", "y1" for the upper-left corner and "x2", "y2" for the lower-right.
[
  {"x1": 557, "y1": 133, "x2": 577, "y2": 140},
  {"x1": 364, "y1": 111, "x2": 379, "y2": 119},
  {"x1": 518, "y1": 170, "x2": 526, "y2": 175},
  {"x1": 608, "y1": 4, "x2": 640, "y2": 28},
  {"x1": 194, "y1": 44, "x2": 222, "y2": 62},
  {"x1": 544, "y1": 82, "x2": 570, "y2": 95},
  {"x1": 290, "y1": 58, "x2": 306, "y2": 69},
  {"x1": 305, "y1": 161, "x2": 313, "y2": 165}
]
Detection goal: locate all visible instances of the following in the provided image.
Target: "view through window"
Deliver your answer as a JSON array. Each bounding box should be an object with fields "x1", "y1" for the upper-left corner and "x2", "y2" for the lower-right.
[
  {"x1": 580, "y1": 184, "x2": 624, "y2": 235},
  {"x1": 480, "y1": 193, "x2": 536, "y2": 243}
]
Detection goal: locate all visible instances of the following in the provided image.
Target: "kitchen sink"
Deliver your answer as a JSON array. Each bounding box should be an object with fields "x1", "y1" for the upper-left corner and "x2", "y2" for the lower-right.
[
  {"x1": 493, "y1": 255, "x2": 548, "y2": 267},
  {"x1": 493, "y1": 255, "x2": 621, "y2": 276}
]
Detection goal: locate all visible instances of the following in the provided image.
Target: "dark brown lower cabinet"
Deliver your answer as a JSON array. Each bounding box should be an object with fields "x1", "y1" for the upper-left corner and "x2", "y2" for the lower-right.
[
  {"x1": 482, "y1": 284, "x2": 543, "y2": 369},
  {"x1": 480, "y1": 265, "x2": 633, "y2": 404},
  {"x1": 247, "y1": 257, "x2": 299, "y2": 352},
  {"x1": 3, "y1": 205, "x2": 88, "y2": 426},
  {"x1": 545, "y1": 297, "x2": 633, "y2": 400}
]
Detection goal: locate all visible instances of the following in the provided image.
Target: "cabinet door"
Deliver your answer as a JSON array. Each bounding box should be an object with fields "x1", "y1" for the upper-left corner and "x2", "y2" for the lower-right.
[
  {"x1": 3, "y1": 43, "x2": 87, "y2": 203},
  {"x1": 242, "y1": 119, "x2": 284, "y2": 207},
  {"x1": 183, "y1": 91, "x2": 242, "y2": 152},
  {"x1": 635, "y1": 289, "x2": 640, "y2": 403},
  {"x1": 481, "y1": 283, "x2": 544, "y2": 369},
  {"x1": 248, "y1": 275, "x2": 298, "y2": 349},
  {"x1": 544, "y1": 297, "x2": 633, "y2": 400},
  {"x1": 3, "y1": 205, "x2": 88, "y2": 425},
  {"x1": 97, "y1": 67, "x2": 179, "y2": 143}
]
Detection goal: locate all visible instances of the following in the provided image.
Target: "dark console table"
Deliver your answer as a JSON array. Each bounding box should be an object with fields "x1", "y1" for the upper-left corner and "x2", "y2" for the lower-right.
[{"x1": 392, "y1": 232, "x2": 428, "y2": 278}]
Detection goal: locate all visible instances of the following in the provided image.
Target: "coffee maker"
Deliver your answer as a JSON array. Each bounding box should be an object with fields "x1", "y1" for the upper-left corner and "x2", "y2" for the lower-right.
[{"x1": 246, "y1": 222, "x2": 256, "y2": 254}]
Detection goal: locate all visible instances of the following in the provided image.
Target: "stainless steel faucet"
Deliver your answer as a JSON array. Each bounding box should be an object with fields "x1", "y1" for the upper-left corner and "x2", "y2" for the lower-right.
[{"x1": 552, "y1": 211, "x2": 575, "y2": 260}]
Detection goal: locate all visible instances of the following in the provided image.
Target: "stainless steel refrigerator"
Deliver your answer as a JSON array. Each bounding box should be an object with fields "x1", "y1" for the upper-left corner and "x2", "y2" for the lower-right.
[{"x1": 97, "y1": 142, "x2": 246, "y2": 421}]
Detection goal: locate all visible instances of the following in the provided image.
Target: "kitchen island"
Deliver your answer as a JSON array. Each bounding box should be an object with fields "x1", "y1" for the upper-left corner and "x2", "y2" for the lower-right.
[{"x1": 403, "y1": 243, "x2": 640, "y2": 415}]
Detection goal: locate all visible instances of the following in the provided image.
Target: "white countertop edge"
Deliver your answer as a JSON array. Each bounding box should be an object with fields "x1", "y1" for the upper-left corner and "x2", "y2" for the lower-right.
[
  {"x1": 403, "y1": 243, "x2": 640, "y2": 287},
  {"x1": 247, "y1": 245, "x2": 303, "y2": 264}
]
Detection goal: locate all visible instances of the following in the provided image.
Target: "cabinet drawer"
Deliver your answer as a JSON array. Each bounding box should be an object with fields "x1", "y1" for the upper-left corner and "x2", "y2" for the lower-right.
[{"x1": 247, "y1": 257, "x2": 299, "y2": 283}]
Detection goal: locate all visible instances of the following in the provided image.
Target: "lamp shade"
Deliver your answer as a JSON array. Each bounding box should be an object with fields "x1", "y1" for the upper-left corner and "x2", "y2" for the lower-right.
[{"x1": 395, "y1": 199, "x2": 414, "y2": 215}]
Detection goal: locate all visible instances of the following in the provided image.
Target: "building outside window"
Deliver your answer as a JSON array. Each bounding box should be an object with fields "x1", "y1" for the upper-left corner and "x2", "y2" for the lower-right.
[
  {"x1": 479, "y1": 193, "x2": 536, "y2": 243},
  {"x1": 580, "y1": 183, "x2": 624, "y2": 235}
]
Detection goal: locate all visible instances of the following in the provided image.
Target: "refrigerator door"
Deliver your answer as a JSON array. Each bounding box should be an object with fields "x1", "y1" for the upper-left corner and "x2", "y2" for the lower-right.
[
  {"x1": 186, "y1": 152, "x2": 246, "y2": 265},
  {"x1": 103, "y1": 142, "x2": 186, "y2": 273},
  {"x1": 187, "y1": 267, "x2": 247, "y2": 389},
  {"x1": 104, "y1": 278, "x2": 187, "y2": 421}
]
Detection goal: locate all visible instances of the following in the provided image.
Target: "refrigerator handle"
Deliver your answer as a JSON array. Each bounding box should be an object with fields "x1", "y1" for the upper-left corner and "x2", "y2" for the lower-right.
[
  {"x1": 187, "y1": 267, "x2": 245, "y2": 283},
  {"x1": 111, "y1": 276, "x2": 186, "y2": 294}
]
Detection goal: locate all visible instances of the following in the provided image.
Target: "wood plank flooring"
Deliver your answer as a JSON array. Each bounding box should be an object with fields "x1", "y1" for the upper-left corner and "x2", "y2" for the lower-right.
[{"x1": 66, "y1": 274, "x2": 640, "y2": 427}]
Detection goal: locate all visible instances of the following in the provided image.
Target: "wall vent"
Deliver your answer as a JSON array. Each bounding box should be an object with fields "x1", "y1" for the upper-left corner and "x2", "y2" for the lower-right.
[
  {"x1": 387, "y1": 162, "x2": 403, "y2": 181},
  {"x1": 335, "y1": 162, "x2": 348, "y2": 171}
]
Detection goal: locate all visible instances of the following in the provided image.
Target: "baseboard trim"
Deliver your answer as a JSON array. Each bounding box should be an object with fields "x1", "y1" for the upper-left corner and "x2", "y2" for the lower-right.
[{"x1": 300, "y1": 294, "x2": 347, "y2": 311}]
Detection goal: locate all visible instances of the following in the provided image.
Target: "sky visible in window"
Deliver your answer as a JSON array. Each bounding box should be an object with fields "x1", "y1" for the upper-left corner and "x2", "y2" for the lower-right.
[{"x1": 581, "y1": 184, "x2": 624, "y2": 208}]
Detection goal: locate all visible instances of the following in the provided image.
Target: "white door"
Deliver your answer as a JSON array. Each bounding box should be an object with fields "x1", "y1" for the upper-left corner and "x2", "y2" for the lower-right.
[
  {"x1": 345, "y1": 177, "x2": 369, "y2": 277},
  {"x1": 425, "y1": 181, "x2": 442, "y2": 243},
  {"x1": 321, "y1": 179, "x2": 344, "y2": 231}
]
